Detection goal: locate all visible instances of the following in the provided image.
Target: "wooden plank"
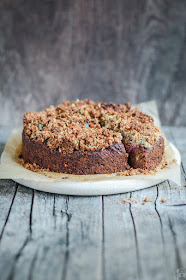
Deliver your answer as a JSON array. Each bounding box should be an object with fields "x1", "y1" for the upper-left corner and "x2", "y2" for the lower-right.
[
  {"x1": 128, "y1": 187, "x2": 171, "y2": 280},
  {"x1": 12, "y1": 191, "x2": 68, "y2": 280},
  {"x1": 103, "y1": 192, "x2": 139, "y2": 280},
  {"x1": 64, "y1": 196, "x2": 103, "y2": 280},
  {"x1": 156, "y1": 180, "x2": 186, "y2": 273},
  {"x1": 163, "y1": 126, "x2": 186, "y2": 162},
  {"x1": 155, "y1": 127, "x2": 186, "y2": 274},
  {"x1": 0, "y1": 184, "x2": 33, "y2": 280},
  {"x1": 103, "y1": 184, "x2": 184, "y2": 280},
  {"x1": 0, "y1": 180, "x2": 17, "y2": 237},
  {"x1": 168, "y1": 126, "x2": 186, "y2": 172},
  {"x1": 163, "y1": 126, "x2": 186, "y2": 186},
  {"x1": 5, "y1": 193, "x2": 103, "y2": 280}
]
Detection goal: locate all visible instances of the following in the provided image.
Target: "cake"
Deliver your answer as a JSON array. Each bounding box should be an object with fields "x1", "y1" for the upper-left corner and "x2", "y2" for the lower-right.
[{"x1": 22, "y1": 99, "x2": 164, "y2": 175}]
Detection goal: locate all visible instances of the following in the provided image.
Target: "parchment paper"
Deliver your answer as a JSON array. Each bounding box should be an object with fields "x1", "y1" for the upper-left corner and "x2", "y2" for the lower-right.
[{"x1": 0, "y1": 101, "x2": 181, "y2": 195}]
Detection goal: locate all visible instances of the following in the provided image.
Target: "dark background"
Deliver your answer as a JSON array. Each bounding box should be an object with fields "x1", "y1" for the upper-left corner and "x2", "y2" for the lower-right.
[{"x1": 0, "y1": 0, "x2": 186, "y2": 127}]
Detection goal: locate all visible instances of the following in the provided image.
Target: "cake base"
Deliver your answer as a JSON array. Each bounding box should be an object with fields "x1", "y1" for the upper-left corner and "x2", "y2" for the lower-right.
[
  {"x1": 22, "y1": 132, "x2": 129, "y2": 175},
  {"x1": 22, "y1": 132, "x2": 164, "y2": 175}
]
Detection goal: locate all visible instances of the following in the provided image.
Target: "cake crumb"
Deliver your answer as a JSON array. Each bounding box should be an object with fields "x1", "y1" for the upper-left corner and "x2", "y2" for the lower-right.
[
  {"x1": 142, "y1": 202, "x2": 145, "y2": 205},
  {"x1": 144, "y1": 197, "x2": 151, "y2": 202},
  {"x1": 135, "y1": 200, "x2": 138, "y2": 203},
  {"x1": 122, "y1": 199, "x2": 127, "y2": 203},
  {"x1": 161, "y1": 198, "x2": 167, "y2": 203},
  {"x1": 149, "y1": 170, "x2": 156, "y2": 175}
]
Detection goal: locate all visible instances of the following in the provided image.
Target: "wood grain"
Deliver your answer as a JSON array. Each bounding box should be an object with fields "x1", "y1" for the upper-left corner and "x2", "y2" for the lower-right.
[
  {"x1": 0, "y1": 184, "x2": 33, "y2": 280},
  {"x1": 103, "y1": 193, "x2": 139, "y2": 280},
  {"x1": 0, "y1": 0, "x2": 185, "y2": 128}
]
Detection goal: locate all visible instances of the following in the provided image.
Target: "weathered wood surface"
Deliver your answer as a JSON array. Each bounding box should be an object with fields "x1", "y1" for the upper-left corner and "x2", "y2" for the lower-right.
[
  {"x1": 0, "y1": 126, "x2": 185, "y2": 280},
  {"x1": 0, "y1": 0, "x2": 186, "y2": 128}
]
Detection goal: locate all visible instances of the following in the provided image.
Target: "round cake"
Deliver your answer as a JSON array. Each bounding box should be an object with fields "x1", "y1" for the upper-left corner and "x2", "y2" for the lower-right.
[{"x1": 22, "y1": 99, "x2": 164, "y2": 175}]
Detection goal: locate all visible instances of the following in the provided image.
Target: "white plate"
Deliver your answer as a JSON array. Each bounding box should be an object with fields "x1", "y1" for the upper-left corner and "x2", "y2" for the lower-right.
[{"x1": 7, "y1": 142, "x2": 179, "y2": 196}]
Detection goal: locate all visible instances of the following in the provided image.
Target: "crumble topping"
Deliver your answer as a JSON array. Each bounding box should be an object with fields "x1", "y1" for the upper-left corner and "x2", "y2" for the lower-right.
[{"x1": 23, "y1": 99, "x2": 163, "y2": 154}]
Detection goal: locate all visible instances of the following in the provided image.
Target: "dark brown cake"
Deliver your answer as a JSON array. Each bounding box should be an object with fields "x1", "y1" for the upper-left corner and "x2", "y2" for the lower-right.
[
  {"x1": 22, "y1": 99, "x2": 164, "y2": 174},
  {"x1": 22, "y1": 131, "x2": 129, "y2": 175}
]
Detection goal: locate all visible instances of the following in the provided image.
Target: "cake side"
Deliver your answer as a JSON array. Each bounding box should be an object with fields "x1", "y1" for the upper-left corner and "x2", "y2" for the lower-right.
[
  {"x1": 125, "y1": 137, "x2": 164, "y2": 170},
  {"x1": 22, "y1": 131, "x2": 129, "y2": 175}
]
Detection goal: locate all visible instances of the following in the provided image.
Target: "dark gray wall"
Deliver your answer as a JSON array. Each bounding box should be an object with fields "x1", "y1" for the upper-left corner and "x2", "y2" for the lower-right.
[{"x1": 0, "y1": 0, "x2": 186, "y2": 127}]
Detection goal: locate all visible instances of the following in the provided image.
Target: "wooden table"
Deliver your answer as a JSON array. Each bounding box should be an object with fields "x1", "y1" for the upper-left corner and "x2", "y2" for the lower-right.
[{"x1": 0, "y1": 127, "x2": 185, "y2": 280}]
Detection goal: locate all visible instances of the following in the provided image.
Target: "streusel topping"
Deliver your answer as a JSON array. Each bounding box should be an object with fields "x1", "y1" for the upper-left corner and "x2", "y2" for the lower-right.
[{"x1": 23, "y1": 99, "x2": 162, "y2": 154}]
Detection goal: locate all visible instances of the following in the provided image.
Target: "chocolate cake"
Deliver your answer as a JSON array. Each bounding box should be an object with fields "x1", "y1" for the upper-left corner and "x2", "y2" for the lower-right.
[{"x1": 22, "y1": 99, "x2": 164, "y2": 175}]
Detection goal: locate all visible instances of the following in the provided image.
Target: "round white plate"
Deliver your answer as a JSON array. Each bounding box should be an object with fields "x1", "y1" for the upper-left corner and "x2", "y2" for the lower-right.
[{"x1": 11, "y1": 143, "x2": 181, "y2": 196}]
